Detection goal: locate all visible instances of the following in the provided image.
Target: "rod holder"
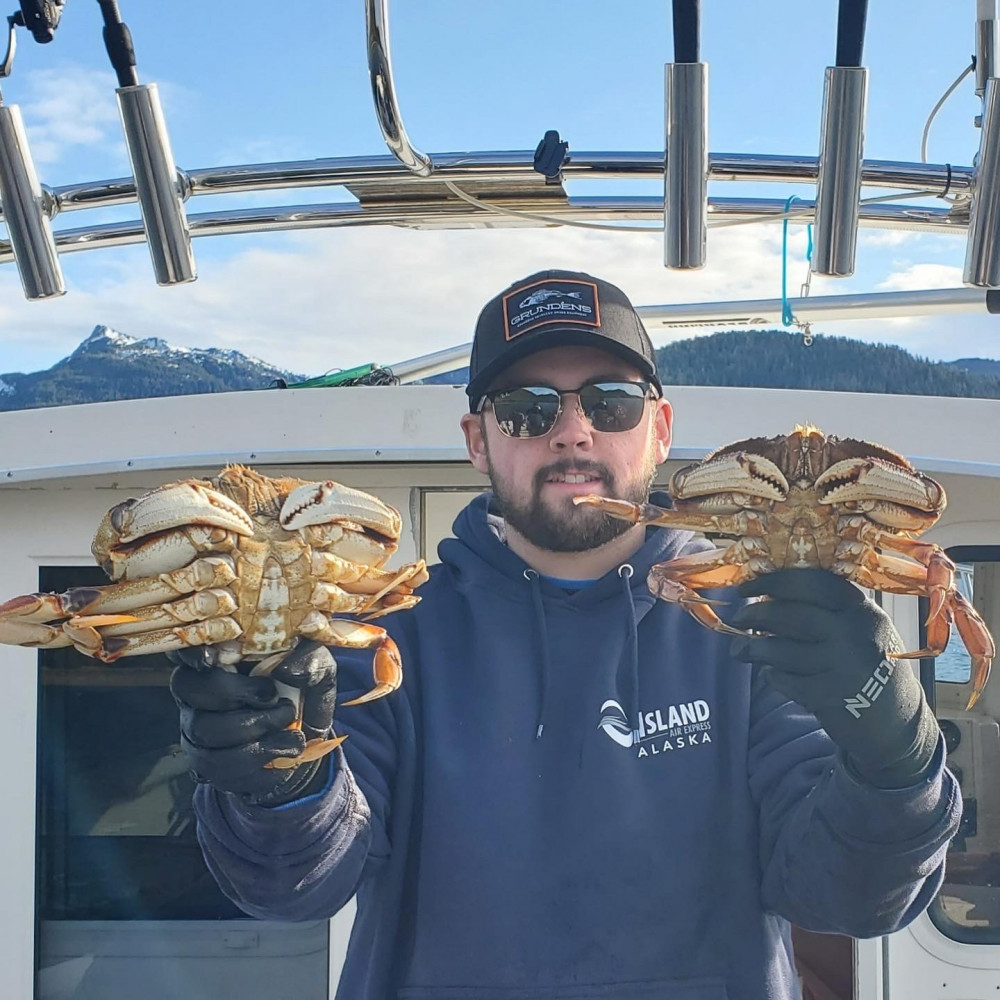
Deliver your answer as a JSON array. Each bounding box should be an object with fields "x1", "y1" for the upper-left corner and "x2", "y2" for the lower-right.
[
  {"x1": 664, "y1": 61, "x2": 707, "y2": 269},
  {"x1": 0, "y1": 102, "x2": 64, "y2": 299},
  {"x1": 977, "y1": 0, "x2": 999, "y2": 98},
  {"x1": 116, "y1": 83, "x2": 195, "y2": 285},
  {"x1": 964, "y1": 78, "x2": 1000, "y2": 286},
  {"x1": 812, "y1": 66, "x2": 867, "y2": 277}
]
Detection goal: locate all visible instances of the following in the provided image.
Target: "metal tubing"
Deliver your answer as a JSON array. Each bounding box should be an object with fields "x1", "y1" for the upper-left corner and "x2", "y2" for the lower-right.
[
  {"x1": 0, "y1": 103, "x2": 64, "y2": 299},
  {"x1": 978, "y1": 1, "x2": 999, "y2": 97},
  {"x1": 664, "y1": 62, "x2": 708, "y2": 268},
  {"x1": 812, "y1": 66, "x2": 867, "y2": 277},
  {"x1": 964, "y1": 77, "x2": 1000, "y2": 286},
  {"x1": 31, "y1": 152, "x2": 969, "y2": 218},
  {"x1": 366, "y1": 0, "x2": 431, "y2": 177},
  {"x1": 390, "y1": 343, "x2": 474, "y2": 382},
  {"x1": 0, "y1": 195, "x2": 962, "y2": 268},
  {"x1": 636, "y1": 287, "x2": 990, "y2": 329},
  {"x1": 116, "y1": 83, "x2": 195, "y2": 285}
]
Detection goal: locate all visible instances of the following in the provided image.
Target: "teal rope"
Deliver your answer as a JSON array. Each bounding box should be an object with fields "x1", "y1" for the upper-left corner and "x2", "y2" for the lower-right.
[{"x1": 781, "y1": 196, "x2": 814, "y2": 326}]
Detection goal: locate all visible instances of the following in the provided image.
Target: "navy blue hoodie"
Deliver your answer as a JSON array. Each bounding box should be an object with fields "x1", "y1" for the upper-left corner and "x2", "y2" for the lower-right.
[{"x1": 194, "y1": 492, "x2": 961, "y2": 1000}]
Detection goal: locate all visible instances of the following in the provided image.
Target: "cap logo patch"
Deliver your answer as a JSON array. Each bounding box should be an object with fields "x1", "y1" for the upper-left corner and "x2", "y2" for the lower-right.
[{"x1": 502, "y1": 279, "x2": 600, "y2": 340}]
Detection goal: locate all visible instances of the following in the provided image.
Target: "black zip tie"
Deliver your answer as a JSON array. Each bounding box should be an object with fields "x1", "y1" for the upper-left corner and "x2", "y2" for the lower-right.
[{"x1": 939, "y1": 163, "x2": 953, "y2": 201}]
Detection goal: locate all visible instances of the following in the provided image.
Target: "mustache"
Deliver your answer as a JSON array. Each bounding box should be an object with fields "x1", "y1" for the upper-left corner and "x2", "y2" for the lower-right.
[{"x1": 533, "y1": 459, "x2": 613, "y2": 492}]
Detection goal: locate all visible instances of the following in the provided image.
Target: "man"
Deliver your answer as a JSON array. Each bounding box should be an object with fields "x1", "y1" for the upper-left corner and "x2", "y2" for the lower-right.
[{"x1": 171, "y1": 270, "x2": 960, "y2": 1000}]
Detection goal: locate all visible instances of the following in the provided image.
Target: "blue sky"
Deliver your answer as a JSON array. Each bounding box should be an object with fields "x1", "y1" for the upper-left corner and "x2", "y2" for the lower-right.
[{"x1": 0, "y1": 0, "x2": 995, "y2": 376}]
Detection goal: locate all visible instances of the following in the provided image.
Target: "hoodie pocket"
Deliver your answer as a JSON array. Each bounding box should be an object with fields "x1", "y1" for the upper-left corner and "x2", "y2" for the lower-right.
[{"x1": 398, "y1": 977, "x2": 729, "y2": 1000}]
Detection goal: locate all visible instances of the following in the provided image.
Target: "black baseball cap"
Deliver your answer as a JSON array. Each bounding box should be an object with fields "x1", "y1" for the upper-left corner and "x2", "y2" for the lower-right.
[{"x1": 466, "y1": 269, "x2": 662, "y2": 409}]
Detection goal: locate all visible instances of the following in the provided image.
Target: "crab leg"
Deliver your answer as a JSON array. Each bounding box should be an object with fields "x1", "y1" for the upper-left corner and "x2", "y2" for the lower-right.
[
  {"x1": 848, "y1": 547, "x2": 994, "y2": 710},
  {"x1": 573, "y1": 495, "x2": 768, "y2": 538},
  {"x1": 0, "y1": 556, "x2": 238, "y2": 659},
  {"x1": 297, "y1": 613, "x2": 403, "y2": 705},
  {"x1": 74, "y1": 617, "x2": 244, "y2": 661},
  {"x1": 356, "y1": 561, "x2": 428, "y2": 612},
  {"x1": 645, "y1": 545, "x2": 774, "y2": 634}
]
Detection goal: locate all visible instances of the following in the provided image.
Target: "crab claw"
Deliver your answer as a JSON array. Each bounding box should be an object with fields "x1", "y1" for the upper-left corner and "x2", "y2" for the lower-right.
[
  {"x1": 92, "y1": 482, "x2": 255, "y2": 580},
  {"x1": 280, "y1": 479, "x2": 402, "y2": 540}
]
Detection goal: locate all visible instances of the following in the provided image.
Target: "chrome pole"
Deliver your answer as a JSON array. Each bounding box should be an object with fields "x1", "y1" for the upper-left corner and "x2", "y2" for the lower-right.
[
  {"x1": 964, "y1": 77, "x2": 1000, "y2": 286},
  {"x1": 116, "y1": 82, "x2": 195, "y2": 285},
  {"x1": 0, "y1": 101, "x2": 64, "y2": 299},
  {"x1": 977, "y1": 0, "x2": 998, "y2": 98},
  {"x1": 637, "y1": 287, "x2": 992, "y2": 328},
  {"x1": 664, "y1": 62, "x2": 708, "y2": 269},
  {"x1": 366, "y1": 0, "x2": 432, "y2": 177},
  {"x1": 390, "y1": 343, "x2": 473, "y2": 382},
  {"x1": 812, "y1": 66, "x2": 868, "y2": 276}
]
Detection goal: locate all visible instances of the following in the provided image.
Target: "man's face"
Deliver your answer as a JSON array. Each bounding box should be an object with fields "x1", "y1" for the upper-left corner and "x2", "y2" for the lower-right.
[{"x1": 461, "y1": 345, "x2": 673, "y2": 552}]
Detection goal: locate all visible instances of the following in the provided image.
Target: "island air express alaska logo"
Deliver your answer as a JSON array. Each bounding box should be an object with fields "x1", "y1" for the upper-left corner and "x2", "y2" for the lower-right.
[{"x1": 599, "y1": 697, "x2": 713, "y2": 758}]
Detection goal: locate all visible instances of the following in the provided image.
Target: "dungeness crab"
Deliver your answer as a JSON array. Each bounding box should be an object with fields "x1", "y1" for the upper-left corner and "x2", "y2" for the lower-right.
[
  {"x1": 575, "y1": 426, "x2": 994, "y2": 709},
  {"x1": 0, "y1": 466, "x2": 428, "y2": 766}
]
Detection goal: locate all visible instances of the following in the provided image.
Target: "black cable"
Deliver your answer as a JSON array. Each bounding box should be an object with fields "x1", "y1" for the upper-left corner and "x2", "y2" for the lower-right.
[
  {"x1": 671, "y1": 0, "x2": 700, "y2": 63},
  {"x1": 97, "y1": 0, "x2": 137, "y2": 87},
  {"x1": 835, "y1": 0, "x2": 868, "y2": 67}
]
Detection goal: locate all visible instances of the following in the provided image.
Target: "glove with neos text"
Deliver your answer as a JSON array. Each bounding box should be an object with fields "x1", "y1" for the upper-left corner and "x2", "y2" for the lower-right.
[
  {"x1": 729, "y1": 568, "x2": 940, "y2": 789},
  {"x1": 168, "y1": 639, "x2": 338, "y2": 806}
]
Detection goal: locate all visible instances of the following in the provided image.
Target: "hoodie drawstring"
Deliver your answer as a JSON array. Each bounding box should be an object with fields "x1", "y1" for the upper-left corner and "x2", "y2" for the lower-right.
[
  {"x1": 618, "y1": 564, "x2": 641, "y2": 746},
  {"x1": 524, "y1": 569, "x2": 553, "y2": 740}
]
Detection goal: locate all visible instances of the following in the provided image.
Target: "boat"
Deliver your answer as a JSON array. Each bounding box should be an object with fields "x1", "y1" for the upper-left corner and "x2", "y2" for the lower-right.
[{"x1": 0, "y1": 1, "x2": 999, "y2": 998}]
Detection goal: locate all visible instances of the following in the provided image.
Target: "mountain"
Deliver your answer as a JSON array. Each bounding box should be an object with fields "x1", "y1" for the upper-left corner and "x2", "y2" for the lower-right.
[
  {"x1": 0, "y1": 326, "x2": 305, "y2": 412},
  {"x1": 420, "y1": 330, "x2": 1000, "y2": 399},
  {"x1": 944, "y1": 357, "x2": 1000, "y2": 378},
  {"x1": 2, "y1": 327, "x2": 999, "y2": 412},
  {"x1": 651, "y1": 330, "x2": 1000, "y2": 397}
]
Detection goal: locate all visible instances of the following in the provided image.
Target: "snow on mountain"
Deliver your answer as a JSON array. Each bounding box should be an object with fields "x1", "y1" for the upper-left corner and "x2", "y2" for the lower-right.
[{"x1": 0, "y1": 325, "x2": 305, "y2": 412}]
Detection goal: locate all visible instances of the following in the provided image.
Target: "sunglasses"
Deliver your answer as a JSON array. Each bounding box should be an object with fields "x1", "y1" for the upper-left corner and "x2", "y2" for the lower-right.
[{"x1": 477, "y1": 381, "x2": 656, "y2": 439}]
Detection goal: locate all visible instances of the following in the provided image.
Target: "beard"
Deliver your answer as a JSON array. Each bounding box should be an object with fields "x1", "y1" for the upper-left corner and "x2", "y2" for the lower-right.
[{"x1": 485, "y1": 448, "x2": 658, "y2": 553}]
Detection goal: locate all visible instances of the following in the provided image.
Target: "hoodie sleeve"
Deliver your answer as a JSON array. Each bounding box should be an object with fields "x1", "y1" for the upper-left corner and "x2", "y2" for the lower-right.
[
  {"x1": 192, "y1": 645, "x2": 405, "y2": 922},
  {"x1": 749, "y1": 665, "x2": 961, "y2": 936}
]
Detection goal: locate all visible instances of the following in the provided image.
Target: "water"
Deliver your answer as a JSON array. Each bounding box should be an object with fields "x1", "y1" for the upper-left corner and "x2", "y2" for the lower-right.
[
  {"x1": 935, "y1": 635, "x2": 972, "y2": 684},
  {"x1": 934, "y1": 563, "x2": 974, "y2": 685}
]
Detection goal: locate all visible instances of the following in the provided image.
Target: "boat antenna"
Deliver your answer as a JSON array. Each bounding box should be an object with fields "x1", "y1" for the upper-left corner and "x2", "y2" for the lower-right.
[{"x1": 96, "y1": 0, "x2": 196, "y2": 286}]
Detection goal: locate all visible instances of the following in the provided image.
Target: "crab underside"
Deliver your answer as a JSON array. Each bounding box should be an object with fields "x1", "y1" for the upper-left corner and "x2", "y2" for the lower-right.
[
  {"x1": 0, "y1": 465, "x2": 429, "y2": 767},
  {"x1": 576, "y1": 426, "x2": 995, "y2": 710}
]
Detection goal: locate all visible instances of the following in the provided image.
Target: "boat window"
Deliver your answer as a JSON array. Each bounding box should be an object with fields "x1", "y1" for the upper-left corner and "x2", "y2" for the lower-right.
[
  {"x1": 925, "y1": 547, "x2": 1000, "y2": 944},
  {"x1": 35, "y1": 565, "x2": 330, "y2": 1000}
]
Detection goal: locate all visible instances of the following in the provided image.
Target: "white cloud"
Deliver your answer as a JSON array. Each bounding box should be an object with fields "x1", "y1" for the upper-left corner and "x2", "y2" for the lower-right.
[
  {"x1": 877, "y1": 262, "x2": 964, "y2": 291},
  {"x1": 0, "y1": 222, "x2": 996, "y2": 378},
  {"x1": 18, "y1": 66, "x2": 125, "y2": 167},
  {"x1": 860, "y1": 230, "x2": 923, "y2": 248},
  {"x1": 0, "y1": 223, "x2": 794, "y2": 376}
]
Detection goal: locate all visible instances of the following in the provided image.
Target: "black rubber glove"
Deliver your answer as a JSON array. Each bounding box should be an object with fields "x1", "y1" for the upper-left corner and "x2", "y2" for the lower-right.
[
  {"x1": 729, "y1": 569, "x2": 940, "y2": 789},
  {"x1": 169, "y1": 640, "x2": 338, "y2": 807}
]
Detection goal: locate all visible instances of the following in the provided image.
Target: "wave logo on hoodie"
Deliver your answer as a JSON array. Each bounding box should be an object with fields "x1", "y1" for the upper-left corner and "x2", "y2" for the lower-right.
[
  {"x1": 598, "y1": 699, "x2": 636, "y2": 747},
  {"x1": 599, "y1": 698, "x2": 714, "y2": 757}
]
